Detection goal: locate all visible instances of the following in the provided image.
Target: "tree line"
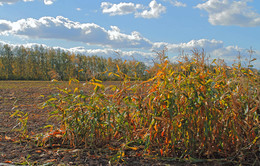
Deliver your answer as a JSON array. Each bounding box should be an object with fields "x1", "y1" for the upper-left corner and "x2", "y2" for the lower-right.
[{"x1": 0, "y1": 44, "x2": 149, "y2": 81}]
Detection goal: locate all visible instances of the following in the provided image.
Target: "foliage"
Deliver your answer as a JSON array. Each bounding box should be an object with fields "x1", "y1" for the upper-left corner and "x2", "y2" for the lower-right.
[
  {"x1": 14, "y1": 48, "x2": 260, "y2": 164},
  {"x1": 0, "y1": 44, "x2": 148, "y2": 81},
  {"x1": 11, "y1": 110, "x2": 29, "y2": 139}
]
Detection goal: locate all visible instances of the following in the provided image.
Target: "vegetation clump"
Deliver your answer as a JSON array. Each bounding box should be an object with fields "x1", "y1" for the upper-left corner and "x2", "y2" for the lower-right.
[{"x1": 11, "y1": 48, "x2": 259, "y2": 165}]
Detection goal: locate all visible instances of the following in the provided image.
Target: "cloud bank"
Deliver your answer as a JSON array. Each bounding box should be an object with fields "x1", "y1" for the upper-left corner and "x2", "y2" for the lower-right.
[
  {"x1": 196, "y1": 0, "x2": 260, "y2": 27},
  {"x1": 0, "y1": 15, "x2": 259, "y2": 67},
  {"x1": 0, "y1": 16, "x2": 153, "y2": 49}
]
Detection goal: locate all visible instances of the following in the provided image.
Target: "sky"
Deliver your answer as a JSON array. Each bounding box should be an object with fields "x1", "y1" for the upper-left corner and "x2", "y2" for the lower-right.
[{"x1": 0, "y1": 0, "x2": 259, "y2": 68}]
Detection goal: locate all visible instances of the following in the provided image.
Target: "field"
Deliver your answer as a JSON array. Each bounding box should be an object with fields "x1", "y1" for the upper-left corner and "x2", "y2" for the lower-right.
[
  {"x1": 0, "y1": 51, "x2": 259, "y2": 165},
  {"x1": 0, "y1": 81, "x2": 188, "y2": 165},
  {"x1": 0, "y1": 81, "x2": 211, "y2": 165}
]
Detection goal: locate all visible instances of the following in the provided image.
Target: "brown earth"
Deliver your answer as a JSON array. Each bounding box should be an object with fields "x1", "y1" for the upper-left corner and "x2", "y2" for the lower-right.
[{"x1": 0, "y1": 81, "x2": 232, "y2": 165}]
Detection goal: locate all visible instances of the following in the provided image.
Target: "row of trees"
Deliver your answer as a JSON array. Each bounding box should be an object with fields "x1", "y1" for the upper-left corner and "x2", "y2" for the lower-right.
[
  {"x1": 1, "y1": 44, "x2": 259, "y2": 81},
  {"x1": 0, "y1": 44, "x2": 149, "y2": 81}
]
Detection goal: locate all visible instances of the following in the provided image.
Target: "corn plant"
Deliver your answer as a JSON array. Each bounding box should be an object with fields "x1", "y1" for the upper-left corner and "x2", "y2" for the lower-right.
[
  {"x1": 11, "y1": 110, "x2": 29, "y2": 139},
  {"x1": 40, "y1": 48, "x2": 259, "y2": 164}
]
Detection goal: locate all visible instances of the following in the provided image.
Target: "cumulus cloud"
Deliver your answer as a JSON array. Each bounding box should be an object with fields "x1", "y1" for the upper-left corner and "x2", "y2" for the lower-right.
[
  {"x1": 0, "y1": 0, "x2": 22, "y2": 5},
  {"x1": 101, "y1": 0, "x2": 166, "y2": 19},
  {"x1": 66, "y1": 36, "x2": 258, "y2": 67},
  {"x1": 44, "y1": 0, "x2": 54, "y2": 5},
  {"x1": 153, "y1": 39, "x2": 224, "y2": 53},
  {"x1": 163, "y1": 0, "x2": 186, "y2": 7},
  {"x1": 0, "y1": 15, "x2": 259, "y2": 67},
  {"x1": 0, "y1": 16, "x2": 153, "y2": 49},
  {"x1": 101, "y1": 2, "x2": 144, "y2": 16},
  {"x1": 0, "y1": 0, "x2": 54, "y2": 5},
  {"x1": 68, "y1": 47, "x2": 155, "y2": 62},
  {"x1": 196, "y1": 0, "x2": 260, "y2": 27},
  {"x1": 152, "y1": 38, "x2": 260, "y2": 67},
  {"x1": 0, "y1": 20, "x2": 12, "y2": 32},
  {"x1": 135, "y1": 0, "x2": 166, "y2": 18}
]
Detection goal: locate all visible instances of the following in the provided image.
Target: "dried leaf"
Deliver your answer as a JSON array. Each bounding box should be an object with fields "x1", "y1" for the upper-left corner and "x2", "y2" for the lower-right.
[{"x1": 5, "y1": 136, "x2": 11, "y2": 141}]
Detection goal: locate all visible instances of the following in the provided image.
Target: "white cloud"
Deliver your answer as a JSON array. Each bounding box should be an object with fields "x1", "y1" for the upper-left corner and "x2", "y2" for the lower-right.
[
  {"x1": 0, "y1": 15, "x2": 259, "y2": 67},
  {"x1": 68, "y1": 47, "x2": 155, "y2": 62},
  {"x1": 0, "y1": 20, "x2": 12, "y2": 32},
  {"x1": 101, "y1": 0, "x2": 166, "y2": 19},
  {"x1": 163, "y1": 0, "x2": 186, "y2": 7},
  {"x1": 0, "y1": 0, "x2": 22, "y2": 5},
  {"x1": 0, "y1": 16, "x2": 153, "y2": 49},
  {"x1": 76, "y1": 8, "x2": 81, "y2": 11},
  {"x1": 44, "y1": 0, "x2": 54, "y2": 5},
  {"x1": 196, "y1": 0, "x2": 260, "y2": 27},
  {"x1": 101, "y1": 2, "x2": 143, "y2": 16},
  {"x1": 135, "y1": 0, "x2": 166, "y2": 18},
  {"x1": 153, "y1": 39, "x2": 224, "y2": 53},
  {"x1": 153, "y1": 39, "x2": 260, "y2": 67},
  {"x1": 0, "y1": 0, "x2": 54, "y2": 5}
]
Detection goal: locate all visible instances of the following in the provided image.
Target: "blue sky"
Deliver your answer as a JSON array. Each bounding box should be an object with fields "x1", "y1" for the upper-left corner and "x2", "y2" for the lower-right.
[{"x1": 0, "y1": 0, "x2": 259, "y2": 67}]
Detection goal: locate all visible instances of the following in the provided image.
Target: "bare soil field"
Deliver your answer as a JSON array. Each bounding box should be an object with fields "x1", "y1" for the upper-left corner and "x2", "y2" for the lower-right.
[{"x1": 0, "y1": 81, "x2": 241, "y2": 165}]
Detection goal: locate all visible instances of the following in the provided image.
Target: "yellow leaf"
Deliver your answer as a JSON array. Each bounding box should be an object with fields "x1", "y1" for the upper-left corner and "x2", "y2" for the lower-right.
[
  {"x1": 116, "y1": 64, "x2": 120, "y2": 72},
  {"x1": 128, "y1": 146, "x2": 139, "y2": 151},
  {"x1": 154, "y1": 124, "x2": 158, "y2": 132},
  {"x1": 48, "y1": 98, "x2": 57, "y2": 101},
  {"x1": 89, "y1": 82, "x2": 104, "y2": 89},
  {"x1": 252, "y1": 136, "x2": 258, "y2": 144},
  {"x1": 74, "y1": 87, "x2": 78, "y2": 93}
]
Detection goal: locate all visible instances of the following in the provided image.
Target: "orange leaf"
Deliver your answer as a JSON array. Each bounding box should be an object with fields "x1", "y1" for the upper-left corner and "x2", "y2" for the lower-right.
[
  {"x1": 128, "y1": 146, "x2": 139, "y2": 151},
  {"x1": 4, "y1": 161, "x2": 12, "y2": 164},
  {"x1": 136, "y1": 152, "x2": 142, "y2": 157},
  {"x1": 5, "y1": 136, "x2": 11, "y2": 141},
  {"x1": 113, "y1": 131, "x2": 119, "y2": 138},
  {"x1": 145, "y1": 70, "x2": 150, "y2": 73},
  {"x1": 177, "y1": 61, "x2": 182, "y2": 64},
  {"x1": 161, "y1": 129, "x2": 165, "y2": 137},
  {"x1": 178, "y1": 75, "x2": 181, "y2": 81},
  {"x1": 154, "y1": 124, "x2": 158, "y2": 132},
  {"x1": 160, "y1": 149, "x2": 163, "y2": 156}
]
